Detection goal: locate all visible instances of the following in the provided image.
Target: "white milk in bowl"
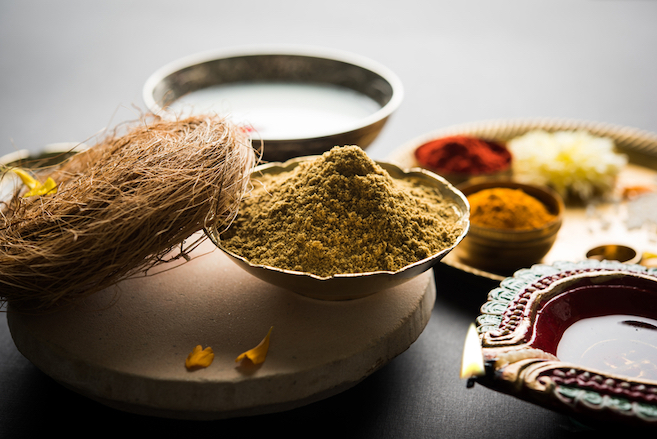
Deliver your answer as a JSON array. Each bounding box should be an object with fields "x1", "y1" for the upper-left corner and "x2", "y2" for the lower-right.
[{"x1": 169, "y1": 82, "x2": 382, "y2": 140}]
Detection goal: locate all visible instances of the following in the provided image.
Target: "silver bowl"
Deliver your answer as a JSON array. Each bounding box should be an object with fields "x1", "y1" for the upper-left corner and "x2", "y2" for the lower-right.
[
  {"x1": 205, "y1": 157, "x2": 470, "y2": 300},
  {"x1": 143, "y1": 46, "x2": 403, "y2": 162}
]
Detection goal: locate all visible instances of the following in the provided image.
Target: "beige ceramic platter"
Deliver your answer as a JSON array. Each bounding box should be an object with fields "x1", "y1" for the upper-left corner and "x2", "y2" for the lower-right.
[{"x1": 387, "y1": 118, "x2": 657, "y2": 281}]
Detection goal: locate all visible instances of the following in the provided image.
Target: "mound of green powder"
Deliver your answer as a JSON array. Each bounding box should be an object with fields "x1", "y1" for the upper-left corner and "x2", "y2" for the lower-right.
[{"x1": 220, "y1": 145, "x2": 464, "y2": 277}]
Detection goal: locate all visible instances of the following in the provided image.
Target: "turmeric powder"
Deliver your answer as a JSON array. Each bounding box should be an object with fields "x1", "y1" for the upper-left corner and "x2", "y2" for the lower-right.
[{"x1": 468, "y1": 188, "x2": 555, "y2": 230}]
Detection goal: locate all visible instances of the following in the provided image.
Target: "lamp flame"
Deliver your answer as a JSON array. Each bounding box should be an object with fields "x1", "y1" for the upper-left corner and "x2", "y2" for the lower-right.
[{"x1": 460, "y1": 323, "x2": 485, "y2": 380}]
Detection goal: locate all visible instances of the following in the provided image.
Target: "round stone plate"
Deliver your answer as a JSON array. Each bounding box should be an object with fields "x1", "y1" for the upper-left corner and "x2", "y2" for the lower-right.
[{"x1": 7, "y1": 235, "x2": 435, "y2": 420}]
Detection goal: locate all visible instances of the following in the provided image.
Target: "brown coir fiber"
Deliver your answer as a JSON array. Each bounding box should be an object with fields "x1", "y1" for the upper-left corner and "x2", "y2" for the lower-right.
[{"x1": 0, "y1": 115, "x2": 256, "y2": 311}]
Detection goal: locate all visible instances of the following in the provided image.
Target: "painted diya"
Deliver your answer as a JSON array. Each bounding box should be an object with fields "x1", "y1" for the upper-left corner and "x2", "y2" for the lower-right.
[{"x1": 467, "y1": 259, "x2": 657, "y2": 428}]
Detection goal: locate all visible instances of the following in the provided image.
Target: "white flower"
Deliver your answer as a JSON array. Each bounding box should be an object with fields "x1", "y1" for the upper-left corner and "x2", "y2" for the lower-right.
[{"x1": 508, "y1": 130, "x2": 627, "y2": 200}]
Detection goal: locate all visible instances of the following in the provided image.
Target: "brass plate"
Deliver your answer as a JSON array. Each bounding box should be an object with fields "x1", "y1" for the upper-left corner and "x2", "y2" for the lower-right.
[{"x1": 388, "y1": 118, "x2": 657, "y2": 281}]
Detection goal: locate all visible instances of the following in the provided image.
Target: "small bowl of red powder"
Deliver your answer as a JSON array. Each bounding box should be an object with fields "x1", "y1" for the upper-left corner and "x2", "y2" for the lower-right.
[{"x1": 413, "y1": 135, "x2": 512, "y2": 185}]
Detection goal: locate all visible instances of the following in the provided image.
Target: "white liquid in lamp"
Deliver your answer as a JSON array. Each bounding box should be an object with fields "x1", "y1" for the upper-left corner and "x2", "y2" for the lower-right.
[
  {"x1": 169, "y1": 82, "x2": 382, "y2": 140},
  {"x1": 557, "y1": 314, "x2": 657, "y2": 381}
]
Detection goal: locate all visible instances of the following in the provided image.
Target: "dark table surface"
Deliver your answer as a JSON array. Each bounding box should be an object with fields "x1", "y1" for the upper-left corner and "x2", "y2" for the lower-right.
[{"x1": 2, "y1": 1, "x2": 657, "y2": 437}]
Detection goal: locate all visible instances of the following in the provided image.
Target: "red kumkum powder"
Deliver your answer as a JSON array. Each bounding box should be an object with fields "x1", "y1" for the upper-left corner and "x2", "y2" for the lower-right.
[{"x1": 414, "y1": 135, "x2": 512, "y2": 175}]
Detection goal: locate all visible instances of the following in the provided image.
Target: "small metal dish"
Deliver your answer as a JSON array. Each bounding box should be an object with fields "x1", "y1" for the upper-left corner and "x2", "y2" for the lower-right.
[
  {"x1": 143, "y1": 46, "x2": 403, "y2": 162},
  {"x1": 586, "y1": 244, "x2": 641, "y2": 265},
  {"x1": 205, "y1": 157, "x2": 470, "y2": 300},
  {"x1": 453, "y1": 180, "x2": 564, "y2": 276}
]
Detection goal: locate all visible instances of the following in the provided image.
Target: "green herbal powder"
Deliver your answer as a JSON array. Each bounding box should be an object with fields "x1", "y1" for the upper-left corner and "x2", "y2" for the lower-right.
[{"x1": 220, "y1": 145, "x2": 464, "y2": 277}]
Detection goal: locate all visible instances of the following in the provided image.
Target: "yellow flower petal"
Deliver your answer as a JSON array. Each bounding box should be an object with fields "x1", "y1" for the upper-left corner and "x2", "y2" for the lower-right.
[
  {"x1": 236, "y1": 326, "x2": 273, "y2": 366},
  {"x1": 23, "y1": 177, "x2": 58, "y2": 197},
  {"x1": 9, "y1": 168, "x2": 38, "y2": 189},
  {"x1": 8, "y1": 168, "x2": 58, "y2": 197},
  {"x1": 185, "y1": 345, "x2": 214, "y2": 370}
]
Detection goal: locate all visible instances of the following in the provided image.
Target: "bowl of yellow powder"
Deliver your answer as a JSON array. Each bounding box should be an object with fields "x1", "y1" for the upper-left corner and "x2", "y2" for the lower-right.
[
  {"x1": 453, "y1": 180, "x2": 564, "y2": 275},
  {"x1": 205, "y1": 145, "x2": 470, "y2": 300}
]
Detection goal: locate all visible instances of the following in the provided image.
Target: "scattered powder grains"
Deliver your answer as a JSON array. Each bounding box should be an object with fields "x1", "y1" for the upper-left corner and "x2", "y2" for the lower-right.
[
  {"x1": 468, "y1": 188, "x2": 556, "y2": 230},
  {"x1": 221, "y1": 145, "x2": 464, "y2": 277}
]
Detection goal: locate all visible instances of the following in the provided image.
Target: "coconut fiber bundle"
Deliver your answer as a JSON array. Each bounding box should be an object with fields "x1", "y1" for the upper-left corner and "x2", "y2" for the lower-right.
[{"x1": 0, "y1": 115, "x2": 256, "y2": 311}]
